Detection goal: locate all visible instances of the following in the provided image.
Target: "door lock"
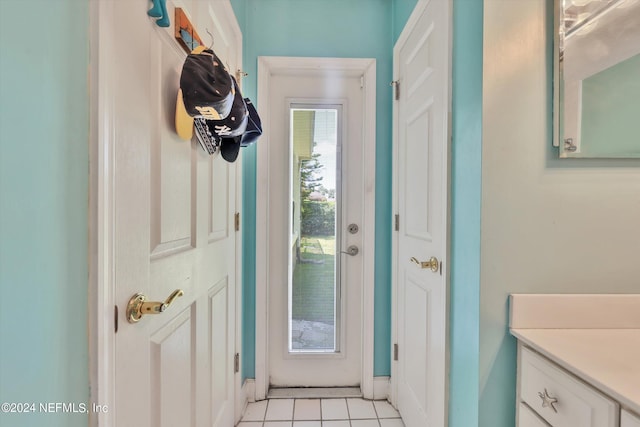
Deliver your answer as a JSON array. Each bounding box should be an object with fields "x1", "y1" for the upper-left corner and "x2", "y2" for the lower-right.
[
  {"x1": 347, "y1": 223, "x2": 359, "y2": 234},
  {"x1": 126, "y1": 289, "x2": 184, "y2": 323}
]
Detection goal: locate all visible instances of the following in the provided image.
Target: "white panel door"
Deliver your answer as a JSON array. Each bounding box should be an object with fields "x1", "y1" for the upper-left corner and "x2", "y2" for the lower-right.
[
  {"x1": 393, "y1": 0, "x2": 450, "y2": 426},
  {"x1": 100, "y1": 1, "x2": 241, "y2": 426}
]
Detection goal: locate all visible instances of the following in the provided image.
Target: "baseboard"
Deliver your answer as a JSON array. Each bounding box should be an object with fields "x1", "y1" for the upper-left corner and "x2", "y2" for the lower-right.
[
  {"x1": 243, "y1": 378, "x2": 256, "y2": 403},
  {"x1": 241, "y1": 377, "x2": 387, "y2": 405},
  {"x1": 268, "y1": 387, "x2": 362, "y2": 399},
  {"x1": 235, "y1": 378, "x2": 251, "y2": 424},
  {"x1": 373, "y1": 376, "x2": 390, "y2": 400}
]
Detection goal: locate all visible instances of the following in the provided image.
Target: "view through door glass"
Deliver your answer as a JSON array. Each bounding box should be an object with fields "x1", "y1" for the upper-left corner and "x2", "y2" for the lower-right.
[{"x1": 289, "y1": 107, "x2": 341, "y2": 352}]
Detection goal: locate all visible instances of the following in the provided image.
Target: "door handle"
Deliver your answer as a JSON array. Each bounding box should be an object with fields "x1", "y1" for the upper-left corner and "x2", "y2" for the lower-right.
[
  {"x1": 341, "y1": 245, "x2": 359, "y2": 256},
  {"x1": 410, "y1": 256, "x2": 439, "y2": 273},
  {"x1": 126, "y1": 289, "x2": 184, "y2": 323}
]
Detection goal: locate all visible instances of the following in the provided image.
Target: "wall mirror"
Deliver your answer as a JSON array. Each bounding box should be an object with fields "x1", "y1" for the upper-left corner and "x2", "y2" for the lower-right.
[{"x1": 555, "y1": 0, "x2": 640, "y2": 158}]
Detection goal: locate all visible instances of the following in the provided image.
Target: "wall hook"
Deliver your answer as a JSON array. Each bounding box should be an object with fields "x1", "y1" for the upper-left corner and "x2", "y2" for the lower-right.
[{"x1": 148, "y1": 0, "x2": 170, "y2": 28}]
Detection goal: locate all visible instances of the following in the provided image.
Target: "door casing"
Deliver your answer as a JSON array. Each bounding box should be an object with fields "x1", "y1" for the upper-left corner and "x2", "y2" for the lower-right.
[{"x1": 255, "y1": 56, "x2": 377, "y2": 400}]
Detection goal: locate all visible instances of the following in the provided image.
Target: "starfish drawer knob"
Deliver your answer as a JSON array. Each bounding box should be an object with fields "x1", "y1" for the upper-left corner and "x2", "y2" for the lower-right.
[{"x1": 538, "y1": 388, "x2": 559, "y2": 413}]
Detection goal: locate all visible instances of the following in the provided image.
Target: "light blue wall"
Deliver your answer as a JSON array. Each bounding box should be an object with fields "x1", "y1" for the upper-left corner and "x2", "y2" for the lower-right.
[
  {"x1": 450, "y1": 1, "x2": 483, "y2": 426},
  {"x1": 233, "y1": 5, "x2": 487, "y2": 427},
  {"x1": 0, "y1": 1, "x2": 89, "y2": 427},
  {"x1": 231, "y1": 0, "x2": 395, "y2": 380},
  {"x1": 392, "y1": 2, "x2": 484, "y2": 426},
  {"x1": 392, "y1": 0, "x2": 419, "y2": 42},
  {"x1": 391, "y1": 2, "x2": 485, "y2": 425},
  {"x1": 0, "y1": 2, "x2": 498, "y2": 427}
]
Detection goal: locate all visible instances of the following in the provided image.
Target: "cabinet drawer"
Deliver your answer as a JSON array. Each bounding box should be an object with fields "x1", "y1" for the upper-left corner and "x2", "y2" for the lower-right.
[
  {"x1": 520, "y1": 347, "x2": 618, "y2": 427},
  {"x1": 519, "y1": 402, "x2": 550, "y2": 427},
  {"x1": 622, "y1": 409, "x2": 640, "y2": 427}
]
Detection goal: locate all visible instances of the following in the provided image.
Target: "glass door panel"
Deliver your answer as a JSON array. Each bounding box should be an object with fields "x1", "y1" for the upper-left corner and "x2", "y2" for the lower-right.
[{"x1": 289, "y1": 107, "x2": 341, "y2": 352}]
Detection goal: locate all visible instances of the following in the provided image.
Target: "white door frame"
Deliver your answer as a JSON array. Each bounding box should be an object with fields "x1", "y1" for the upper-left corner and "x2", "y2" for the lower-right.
[
  {"x1": 88, "y1": 2, "x2": 244, "y2": 426},
  {"x1": 88, "y1": 2, "x2": 116, "y2": 424},
  {"x1": 255, "y1": 56, "x2": 377, "y2": 400},
  {"x1": 390, "y1": 0, "x2": 452, "y2": 412}
]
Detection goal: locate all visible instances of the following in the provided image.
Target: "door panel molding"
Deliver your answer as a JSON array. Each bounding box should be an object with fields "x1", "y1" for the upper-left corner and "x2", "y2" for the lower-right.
[{"x1": 256, "y1": 56, "x2": 376, "y2": 400}]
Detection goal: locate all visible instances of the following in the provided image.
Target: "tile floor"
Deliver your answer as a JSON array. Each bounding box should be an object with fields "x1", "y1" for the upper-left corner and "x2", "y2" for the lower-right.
[{"x1": 238, "y1": 398, "x2": 405, "y2": 427}]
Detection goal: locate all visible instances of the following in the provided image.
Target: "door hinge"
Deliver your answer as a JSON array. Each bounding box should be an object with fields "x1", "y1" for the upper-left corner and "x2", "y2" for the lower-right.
[
  {"x1": 395, "y1": 214, "x2": 399, "y2": 231},
  {"x1": 114, "y1": 305, "x2": 119, "y2": 334},
  {"x1": 234, "y1": 353, "x2": 240, "y2": 373},
  {"x1": 394, "y1": 343, "x2": 399, "y2": 361},
  {"x1": 360, "y1": 75, "x2": 364, "y2": 88},
  {"x1": 234, "y1": 212, "x2": 240, "y2": 231},
  {"x1": 391, "y1": 80, "x2": 400, "y2": 100}
]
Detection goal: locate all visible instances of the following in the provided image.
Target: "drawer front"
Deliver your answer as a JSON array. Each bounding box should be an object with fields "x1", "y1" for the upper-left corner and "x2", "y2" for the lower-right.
[
  {"x1": 519, "y1": 403, "x2": 551, "y2": 427},
  {"x1": 520, "y1": 347, "x2": 618, "y2": 427},
  {"x1": 622, "y1": 409, "x2": 640, "y2": 427}
]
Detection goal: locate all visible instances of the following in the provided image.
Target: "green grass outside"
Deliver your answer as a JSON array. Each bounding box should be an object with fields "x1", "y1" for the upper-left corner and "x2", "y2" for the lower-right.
[{"x1": 292, "y1": 236, "x2": 336, "y2": 325}]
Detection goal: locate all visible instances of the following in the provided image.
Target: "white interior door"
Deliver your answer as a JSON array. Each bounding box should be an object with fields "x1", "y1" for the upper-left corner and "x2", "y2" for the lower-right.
[
  {"x1": 393, "y1": 1, "x2": 450, "y2": 426},
  {"x1": 266, "y1": 71, "x2": 364, "y2": 388},
  {"x1": 99, "y1": 1, "x2": 241, "y2": 426}
]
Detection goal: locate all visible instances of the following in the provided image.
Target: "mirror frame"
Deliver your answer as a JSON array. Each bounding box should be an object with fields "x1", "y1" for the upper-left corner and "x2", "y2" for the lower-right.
[{"x1": 554, "y1": 0, "x2": 640, "y2": 158}]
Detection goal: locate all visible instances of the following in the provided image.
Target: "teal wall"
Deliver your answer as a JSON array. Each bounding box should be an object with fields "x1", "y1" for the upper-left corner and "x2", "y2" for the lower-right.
[
  {"x1": 233, "y1": 5, "x2": 487, "y2": 427},
  {"x1": 393, "y1": 2, "x2": 485, "y2": 426},
  {"x1": 392, "y1": 0, "x2": 419, "y2": 42},
  {"x1": 391, "y1": 3, "x2": 485, "y2": 426},
  {"x1": 0, "y1": 2, "x2": 488, "y2": 426},
  {"x1": 0, "y1": 1, "x2": 90, "y2": 426},
  {"x1": 450, "y1": 0, "x2": 483, "y2": 426},
  {"x1": 231, "y1": 0, "x2": 396, "y2": 380},
  {"x1": 581, "y1": 53, "x2": 640, "y2": 157}
]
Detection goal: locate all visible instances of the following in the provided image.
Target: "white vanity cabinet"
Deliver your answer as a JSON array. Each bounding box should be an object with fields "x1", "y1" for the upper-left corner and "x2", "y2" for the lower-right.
[
  {"x1": 510, "y1": 294, "x2": 640, "y2": 427},
  {"x1": 517, "y1": 345, "x2": 619, "y2": 427},
  {"x1": 622, "y1": 410, "x2": 640, "y2": 427},
  {"x1": 518, "y1": 402, "x2": 550, "y2": 427}
]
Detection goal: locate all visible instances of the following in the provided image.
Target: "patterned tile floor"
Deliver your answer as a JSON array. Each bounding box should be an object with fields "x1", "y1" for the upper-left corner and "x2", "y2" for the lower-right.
[{"x1": 238, "y1": 398, "x2": 405, "y2": 427}]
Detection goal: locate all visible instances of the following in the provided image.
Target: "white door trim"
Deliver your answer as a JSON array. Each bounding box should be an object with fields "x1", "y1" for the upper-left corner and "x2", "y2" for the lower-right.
[
  {"x1": 255, "y1": 56, "x2": 376, "y2": 400},
  {"x1": 89, "y1": 1, "x2": 116, "y2": 425},
  {"x1": 89, "y1": 3, "x2": 244, "y2": 426},
  {"x1": 390, "y1": 0, "x2": 452, "y2": 413},
  {"x1": 230, "y1": 4, "x2": 246, "y2": 422}
]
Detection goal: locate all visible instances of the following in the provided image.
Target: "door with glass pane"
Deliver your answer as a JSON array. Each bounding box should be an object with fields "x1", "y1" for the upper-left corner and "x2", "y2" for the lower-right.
[{"x1": 267, "y1": 71, "x2": 364, "y2": 387}]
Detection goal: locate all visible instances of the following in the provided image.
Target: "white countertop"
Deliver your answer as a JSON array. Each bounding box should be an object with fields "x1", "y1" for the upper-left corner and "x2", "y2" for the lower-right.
[
  {"x1": 509, "y1": 294, "x2": 640, "y2": 416},
  {"x1": 511, "y1": 328, "x2": 640, "y2": 415}
]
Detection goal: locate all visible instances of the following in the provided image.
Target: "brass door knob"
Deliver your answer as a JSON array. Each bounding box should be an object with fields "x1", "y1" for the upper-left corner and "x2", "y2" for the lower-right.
[
  {"x1": 126, "y1": 289, "x2": 184, "y2": 323},
  {"x1": 410, "y1": 256, "x2": 439, "y2": 273}
]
